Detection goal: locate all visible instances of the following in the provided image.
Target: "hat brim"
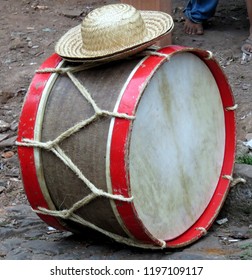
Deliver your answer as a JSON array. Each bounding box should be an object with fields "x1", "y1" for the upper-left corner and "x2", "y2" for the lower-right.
[
  {"x1": 59, "y1": 30, "x2": 171, "y2": 63},
  {"x1": 55, "y1": 10, "x2": 174, "y2": 60}
]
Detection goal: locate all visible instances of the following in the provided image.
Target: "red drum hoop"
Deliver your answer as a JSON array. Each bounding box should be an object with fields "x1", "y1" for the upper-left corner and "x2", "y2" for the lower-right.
[{"x1": 17, "y1": 46, "x2": 236, "y2": 248}]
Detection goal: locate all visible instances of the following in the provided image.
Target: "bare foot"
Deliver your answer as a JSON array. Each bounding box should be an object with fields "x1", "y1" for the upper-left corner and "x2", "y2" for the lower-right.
[{"x1": 184, "y1": 18, "x2": 204, "y2": 35}]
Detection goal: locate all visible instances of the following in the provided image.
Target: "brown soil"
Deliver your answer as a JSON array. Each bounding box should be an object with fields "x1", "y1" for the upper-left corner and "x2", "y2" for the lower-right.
[{"x1": 0, "y1": 0, "x2": 251, "y2": 254}]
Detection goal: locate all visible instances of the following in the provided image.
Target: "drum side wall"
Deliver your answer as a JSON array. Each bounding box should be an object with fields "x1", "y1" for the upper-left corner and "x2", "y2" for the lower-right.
[{"x1": 40, "y1": 59, "x2": 140, "y2": 236}]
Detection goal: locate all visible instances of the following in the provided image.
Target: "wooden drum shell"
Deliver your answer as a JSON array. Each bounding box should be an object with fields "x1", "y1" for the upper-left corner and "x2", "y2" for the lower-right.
[{"x1": 17, "y1": 46, "x2": 236, "y2": 248}]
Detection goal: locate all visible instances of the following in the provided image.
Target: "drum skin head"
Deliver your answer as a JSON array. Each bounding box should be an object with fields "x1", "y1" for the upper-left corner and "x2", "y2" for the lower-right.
[{"x1": 129, "y1": 53, "x2": 225, "y2": 240}]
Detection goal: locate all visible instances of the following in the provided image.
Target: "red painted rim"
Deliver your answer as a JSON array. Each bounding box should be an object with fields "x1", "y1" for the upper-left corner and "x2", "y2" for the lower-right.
[
  {"x1": 110, "y1": 46, "x2": 236, "y2": 247},
  {"x1": 17, "y1": 53, "x2": 65, "y2": 230},
  {"x1": 17, "y1": 46, "x2": 236, "y2": 247}
]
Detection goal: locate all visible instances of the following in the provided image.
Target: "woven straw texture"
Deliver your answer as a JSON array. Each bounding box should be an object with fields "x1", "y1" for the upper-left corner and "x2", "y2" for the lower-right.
[{"x1": 55, "y1": 4, "x2": 174, "y2": 60}]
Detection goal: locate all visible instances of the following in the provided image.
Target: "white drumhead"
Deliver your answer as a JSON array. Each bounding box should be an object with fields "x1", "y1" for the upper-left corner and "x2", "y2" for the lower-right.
[{"x1": 129, "y1": 53, "x2": 225, "y2": 240}]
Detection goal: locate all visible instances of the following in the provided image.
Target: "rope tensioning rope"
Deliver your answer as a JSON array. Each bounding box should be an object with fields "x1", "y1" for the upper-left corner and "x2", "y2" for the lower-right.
[
  {"x1": 16, "y1": 50, "x2": 239, "y2": 248},
  {"x1": 16, "y1": 56, "x2": 168, "y2": 249}
]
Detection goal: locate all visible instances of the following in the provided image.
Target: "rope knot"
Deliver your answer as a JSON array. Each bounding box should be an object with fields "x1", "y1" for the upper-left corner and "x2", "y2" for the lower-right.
[
  {"x1": 196, "y1": 227, "x2": 207, "y2": 236},
  {"x1": 31, "y1": 139, "x2": 55, "y2": 151},
  {"x1": 60, "y1": 209, "x2": 72, "y2": 219},
  {"x1": 225, "y1": 104, "x2": 238, "y2": 111},
  {"x1": 42, "y1": 140, "x2": 55, "y2": 150},
  {"x1": 205, "y1": 51, "x2": 213, "y2": 60},
  {"x1": 158, "y1": 239, "x2": 166, "y2": 249},
  {"x1": 16, "y1": 138, "x2": 56, "y2": 151},
  {"x1": 96, "y1": 108, "x2": 104, "y2": 116},
  {"x1": 56, "y1": 68, "x2": 69, "y2": 75}
]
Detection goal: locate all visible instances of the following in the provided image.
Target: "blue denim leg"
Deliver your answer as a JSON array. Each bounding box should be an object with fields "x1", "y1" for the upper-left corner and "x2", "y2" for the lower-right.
[{"x1": 184, "y1": 0, "x2": 219, "y2": 23}]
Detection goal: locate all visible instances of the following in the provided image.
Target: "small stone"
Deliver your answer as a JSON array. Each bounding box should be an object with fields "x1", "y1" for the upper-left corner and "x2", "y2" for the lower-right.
[
  {"x1": 0, "y1": 136, "x2": 16, "y2": 148},
  {"x1": 27, "y1": 41, "x2": 33, "y2": 48},
  {"x1": 228, "y1": 239, "x2": 239, "y2": 243},
  {"x1": 236, "y1": 140, "x2": 249, "y2": 157},
  {"x1": 16, "y1": 88, "x2": 26, "y2": 96},
  {"x1": 0, "y1": 133, "x2": 9, "y2": 142},
  {"x1": 42, "y1": 28, "x2": 54, "y2": 33},
  {"x1": 216, "y1": 218, "x2": 228, "y2": 225},
  {"x1": 244, "y1": 139, "x2": 252, "y2": 149},
  {"x1": 47, "y1": 227, "x2": 56, "y2": 231},
  {"x1": 9, "y1": 38, "x2": 25, "y2": 50},
  {"x1": 0, "y1": 251, "x2": 7, "y2": 258},
  {"x1": 0, "y1": 180, "x2": 7, "y2": 187},
  {"x1": 0, "y1": 92, "x2": 15, "y2": 104},
  {"x1": 0, "y1": 120, "x2": 10, "y2": 133},
  {"x1": 229, "y1": 231, "x2": 250, "y2": 240},
  {"x1": 246, "y1": 133, "x2": 252, "y2": 142},
  {"x1": 60, "y1": 8, "x2": 84, "y2": 18},
  {"x1": 10, "y1": 121, "x2": 18, "y2": 132},
  {"x1": 32, "y1": 5, "x2": 48, "y2": 10},
  {"x1": 242, "y1": 83, "x2": 250, "y2": 90}
]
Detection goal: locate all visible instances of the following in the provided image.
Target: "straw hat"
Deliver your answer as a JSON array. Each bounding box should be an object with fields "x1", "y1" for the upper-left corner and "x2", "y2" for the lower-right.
[{"x1": 55, "y1": 4, "x2": 174, "y2": 61}]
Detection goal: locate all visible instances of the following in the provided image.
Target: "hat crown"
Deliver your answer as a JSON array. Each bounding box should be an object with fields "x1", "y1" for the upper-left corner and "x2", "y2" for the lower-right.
[{"x1": 81, "y1": 4, "x2": 147, "y2": 52}]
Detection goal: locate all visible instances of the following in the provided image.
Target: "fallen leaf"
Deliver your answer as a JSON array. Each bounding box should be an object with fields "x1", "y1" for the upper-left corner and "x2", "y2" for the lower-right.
[{"x1": 1, "y1": 151, "x2": 15, "y2": 159}]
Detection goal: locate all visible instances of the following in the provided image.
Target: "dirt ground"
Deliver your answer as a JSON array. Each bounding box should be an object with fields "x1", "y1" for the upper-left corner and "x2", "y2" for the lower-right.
[{"x1": 0, "y1": 0, "x2": 252, "y2": 259}]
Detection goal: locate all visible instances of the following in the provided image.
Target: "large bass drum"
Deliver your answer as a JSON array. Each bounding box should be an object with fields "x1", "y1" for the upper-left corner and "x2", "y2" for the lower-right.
[{"x1": 17, "y1": 46, "x2": 236, "y2": 249}]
